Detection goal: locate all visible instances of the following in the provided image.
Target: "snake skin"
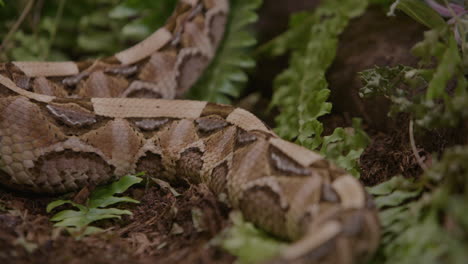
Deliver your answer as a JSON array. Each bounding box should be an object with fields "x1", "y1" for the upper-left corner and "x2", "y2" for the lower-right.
[{"x1": 0, "y1": 0, "x2": 380, "y2": 263}]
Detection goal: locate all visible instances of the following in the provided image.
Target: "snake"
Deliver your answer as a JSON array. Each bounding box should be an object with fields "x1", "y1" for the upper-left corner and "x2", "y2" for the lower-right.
[{"x1": 0, "y1": 0, "x2": 380, "y2": 263}]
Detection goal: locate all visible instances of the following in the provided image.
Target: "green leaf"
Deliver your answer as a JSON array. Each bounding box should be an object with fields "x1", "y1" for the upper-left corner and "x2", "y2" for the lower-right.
[
  {"x1": 188, "y1": 0, "x2": 261, "y2": 103},
  {"x1": 47, "y1": 199, "x2": 82, "y2": 213},
  {"x1": 108, "y1": 5, "x2": 138, "y2": 19},
  {"x1": 88, "y1": 174, "x2": 143, "y2": 208},
  {"x1": 426, "y1": 35, "x2": 461, "y2": 100},
  {"x1": 216, "y1": 212, "x2": 286, "y2": 264},
  {"x1": 374, "y1": 189, "x2": 421, "y2": 208},
  {"x1": 47, "y1": 174, "x2": 143, "y2": 239},
  {"x1": 394, "y1": 0, "x2": 446, "y2": 29},
  {"x1": 367, "y1": 175, "x2": 416, "y2": 195}
]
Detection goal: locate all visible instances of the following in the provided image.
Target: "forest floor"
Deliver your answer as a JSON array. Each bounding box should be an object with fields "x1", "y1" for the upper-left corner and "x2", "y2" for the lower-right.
[{"x1": 1, "y1": 3, "x2": 466, "y2": 264}]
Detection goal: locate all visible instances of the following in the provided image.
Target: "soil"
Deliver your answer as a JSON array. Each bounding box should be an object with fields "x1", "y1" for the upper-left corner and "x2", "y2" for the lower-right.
[
  {"x1": 1, "y1": 2, "x2": 467, "y2": 264},
  {"x1": 0, "y1": 184, "x2": 235, "y2": 264}
]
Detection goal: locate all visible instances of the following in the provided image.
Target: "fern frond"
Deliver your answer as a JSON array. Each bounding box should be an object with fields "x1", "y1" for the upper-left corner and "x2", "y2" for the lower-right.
[
  {"x1": 188, "y1": 0, "x2": 261, "y2": 104},
  {"x1": 270, "y1": 0, "x2": 369, "y2": 158}
]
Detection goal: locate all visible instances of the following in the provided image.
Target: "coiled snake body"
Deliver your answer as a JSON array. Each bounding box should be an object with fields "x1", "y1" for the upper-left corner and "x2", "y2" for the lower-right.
[{"x1": 0, "y1": 0, "x2": 380, "y2": 263}]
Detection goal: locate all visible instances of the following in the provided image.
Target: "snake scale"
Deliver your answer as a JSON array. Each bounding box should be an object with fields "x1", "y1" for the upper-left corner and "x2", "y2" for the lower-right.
[{"x1": 0, "y1": 0, "x2": 380, "y2": 263}]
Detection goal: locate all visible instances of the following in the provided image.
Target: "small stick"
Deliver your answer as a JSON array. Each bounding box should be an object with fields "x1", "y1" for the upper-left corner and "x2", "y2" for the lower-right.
[
  {"x1": 409, "y1": 120, "x2": 428, "y2": 171},
  {"x1": 0, "y1": 0, "x2": 36, "y2": 54}
]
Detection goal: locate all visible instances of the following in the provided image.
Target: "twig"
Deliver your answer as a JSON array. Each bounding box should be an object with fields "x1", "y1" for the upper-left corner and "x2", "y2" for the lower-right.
[
  {"x1": 0, "y1": 0, "x2": 36, "y2": 55},
  {"x1": 42, "y1": 0, "x2": 67, "y2": 60},
  {"x1": 409, "y1": 120, "x2": 428, "y2": 171},
  {"x1": 33, "y1": 0, "x2": 45, "y2": 38}
]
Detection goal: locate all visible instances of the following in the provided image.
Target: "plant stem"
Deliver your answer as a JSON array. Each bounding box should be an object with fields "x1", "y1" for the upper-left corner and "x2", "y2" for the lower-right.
[
  {"x1": 0, "y1": 0, "x2": 36, "y2": 56},
  {"x1": 409, "y1": 120, "x2": 429, "y2": 171},
  {"x1": 42, "y1": 0, "x2": 67, "y2": 60}
]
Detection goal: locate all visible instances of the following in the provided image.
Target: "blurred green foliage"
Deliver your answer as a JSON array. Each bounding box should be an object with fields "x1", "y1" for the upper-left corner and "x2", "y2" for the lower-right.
[
  {"x1": 0, "y1": 0, "x2": 177, "y2": 61},
  {"x1": 363, "y1": 1, "x2": 468, "y2": 263},
  {"x1": 368, "y1": 146, "x2": 468, "y2": 264},
  {"x1": 360, "y1": 0, "x2": 468, "y2": 129}
]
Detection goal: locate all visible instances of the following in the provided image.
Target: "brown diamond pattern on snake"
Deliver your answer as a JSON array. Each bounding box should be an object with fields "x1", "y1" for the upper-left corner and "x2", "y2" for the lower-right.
[
  {"x1": 195, "y1": 115, "x2": 228, "y2": 135},
  {"x1": 181, "y1": 21, "x2": 211, "y2": 55},
  {"x1": 80, "y1": 119, "x2": 145, "y2": 175},
  {"x1": 176, "y1": 147, "x2": 203, "y2": 184},
  {"x1": 321, "y1": 184, "x2": 341, "y2": 203},
  {"x1": 209, "y1": 160, "x2": 228, "y2": 195},
  {"x1": 0, "y1": 83, "x2": 17, "y2": 98},
  {"x1": 33, "y1": 77, "x2": 68, "y2": 97},
  {"x1": 206, "y1": 13, "x2": 227, "y2": 48},
  {"x1": 300, "y1": 238, "x2": 339, "y2": 264},
  {"x1": 175, "y1": 51, "x2": 210, "y2": 97},
  {"x1": 229, "y1": 139, "x2": 271, "y2": 203},
  {"x1": 77, "y1": 71, "x2": 129, "y2": 98},
  {"x1": 0, "y1": 97, "x2": 67, "y2": 187},
  {"x1": 309, "y1": 209, "x2": 378, "y2": 264},
  {"x1": 138, "y1": 51, "x2": 177, "y2": 83},
  {"x1": 132, "y1": 117, "x2": 170, "y2": 131},
  {"x1": 62, "y1": 71, "x2": 90, "y2": 87},
  {"x1": 202, "y1": 126, "x2": 236, "y2": 166},
  {"x1": 122, "y1": 80, "x2": 176, "y2": 99},
  {"x1": 269, "y1": 146, "x2": 312, "y2": 176},
  {"x1": 49, "y1": 99, "x2": 94, "y2": 119},
  {"x1": 104, "y1": 65, "x2": 139, "y2": 76},
  {"x1": 200, "y1": 102, "x2": 235, "y2": 118},
  {"x1": 12, "y1": 73, "x2": 31, "y2": 90},
  {"x1": 202, "y1": 0, "x2": 215, "y2": 9},
  {"x1": 157, "y1": 119, "x2": 199, "y2": 151},
  {"x1": 235, "y1": 128, "x2": 258, "y2": 147},
  {"x1": 135, "y1": 151, "x2": 164, "y2": 178},
  {"x1": 0, "y1": 97, "x2": 66, "y2": 147},
  {"x1": 280, "y1": 219, "x2": 344, "y2": 264},
  {"x1": 30, "y1": 150, "x2": 114, "y2": 193},
  {"x1": 340, "y1": 210, "x2": 365, "y2": 237},
  {"x1": 273, "y1": 176, "x2": 322, "y2": 238},
  {"x1": 125, "y1": 86, "x2": 162, "y2": 99},
  {"x1": 45, "y1": 103, "x2": 97, "y2": 128},
  {"x1": 331, "y1": 175, "x2": 366, "y2": 210},
  {"x1": 239, "y1": 184, "x2": 289, "y2": 240}
]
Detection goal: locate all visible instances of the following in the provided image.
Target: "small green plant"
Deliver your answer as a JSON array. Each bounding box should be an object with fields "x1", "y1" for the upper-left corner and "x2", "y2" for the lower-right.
[
  {"x1": 46, "y1": 174, "x2": 143, "y2": 239},
  {"x1": 0, "y1": 0, "x2": 177, "y2": 61}
]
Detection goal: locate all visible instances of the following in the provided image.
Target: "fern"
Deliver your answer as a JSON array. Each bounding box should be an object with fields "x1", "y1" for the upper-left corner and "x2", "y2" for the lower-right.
[
  {"x1": 266, "y1": 0, "x2": 369, "y2": 176},
  {"x1": 188, "y1": 0, "x2": 261, "y2": 104},
  {"x1": 320, "y1": 118, "x2": 370, "y2": 177},
  {"x1": 0, "y1": 0, "x2": 178, "y2": 61},
  {"x1": 47, "y1": 174, "x2": 143, "y2": 239},
  {"x1": 368, "y1": 146, "x2": 468, "y2": 264}
]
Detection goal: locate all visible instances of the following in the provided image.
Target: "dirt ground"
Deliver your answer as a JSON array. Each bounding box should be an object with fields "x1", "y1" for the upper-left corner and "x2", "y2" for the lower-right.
[{"x1": 1, "y1": 3, "x2": 466, "y2": 264}]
